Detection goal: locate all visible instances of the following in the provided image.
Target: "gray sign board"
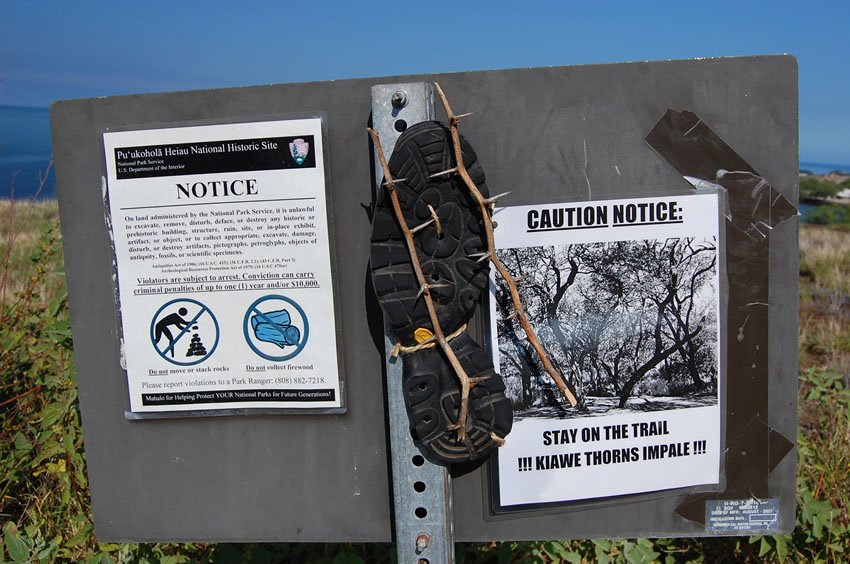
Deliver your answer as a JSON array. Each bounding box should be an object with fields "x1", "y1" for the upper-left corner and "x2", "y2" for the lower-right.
[{"x1": 51, "y1": 55, "x2": 797, "y2": 541}]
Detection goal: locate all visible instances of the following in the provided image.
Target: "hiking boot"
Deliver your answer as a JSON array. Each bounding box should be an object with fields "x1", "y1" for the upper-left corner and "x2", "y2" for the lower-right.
[{"x1": 370, "y1": 120, "x2": 513, "y2": 465}]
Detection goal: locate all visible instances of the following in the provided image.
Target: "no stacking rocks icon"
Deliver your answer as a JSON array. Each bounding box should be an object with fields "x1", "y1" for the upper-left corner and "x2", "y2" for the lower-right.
[{"x1": 151, "y1": 298, "x2": 219, "y2": 366}]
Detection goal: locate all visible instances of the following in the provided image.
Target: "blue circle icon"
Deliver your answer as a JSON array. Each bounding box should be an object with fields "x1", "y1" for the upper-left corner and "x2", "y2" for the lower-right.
[
  {"x1": 243, "y1": 295, "x2": 309, "y2": 361},
  {"x1": 150, "y1": 298, "x2": 219, "y2": 366}
]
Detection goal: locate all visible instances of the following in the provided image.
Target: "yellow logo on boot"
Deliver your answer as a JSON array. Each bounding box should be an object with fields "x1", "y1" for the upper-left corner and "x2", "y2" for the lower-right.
[{"x1": 414, "y1": 327, "x2": 434, "y2": 343}]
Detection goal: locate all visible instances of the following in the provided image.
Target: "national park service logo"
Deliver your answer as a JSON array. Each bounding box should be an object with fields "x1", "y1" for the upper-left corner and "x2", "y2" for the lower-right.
[{"x1": 289, "y1": 138, "x2": 310, "y2": 166}]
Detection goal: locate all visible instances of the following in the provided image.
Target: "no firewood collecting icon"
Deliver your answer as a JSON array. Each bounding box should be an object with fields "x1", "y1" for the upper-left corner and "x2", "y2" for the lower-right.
[
  {"x1": 243, "y1": 295, "x2": 309, "y2": 361},
  {"x1": 151, "y1": 298, "x2": 219, "y2": 366}
]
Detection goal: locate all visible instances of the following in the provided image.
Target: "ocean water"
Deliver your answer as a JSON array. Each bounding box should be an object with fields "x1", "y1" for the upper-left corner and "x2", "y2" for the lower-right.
[
  {"x1": 0, "y1": 105, "x2": 55, "y2": 199},
  {"x1": 800, "y1": 161, "x2": 850, "y2": 175},
  {"x1": 0, "y1": 103, "x2": 847, "y2": 201}
]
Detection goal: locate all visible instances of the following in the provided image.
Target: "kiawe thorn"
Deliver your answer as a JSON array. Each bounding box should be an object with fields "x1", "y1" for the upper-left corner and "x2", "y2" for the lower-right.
[
  {"x1": 429, "y1": 167, "x2": 457, "y2": 179},
  {"x1": 382, "y1": 176, "x2": 409, "y2": 187},
  {"x1": 484, "y1": 191, "x2": 512, "y2": 205},
  {"x1": 410, "y1": 218, "x2": 435, "y2": 234}
]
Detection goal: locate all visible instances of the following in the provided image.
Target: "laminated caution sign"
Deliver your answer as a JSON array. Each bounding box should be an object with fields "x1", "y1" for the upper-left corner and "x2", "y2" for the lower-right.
[{"x1": 489, "y1": 193, "x2": 722, "y2": 506}]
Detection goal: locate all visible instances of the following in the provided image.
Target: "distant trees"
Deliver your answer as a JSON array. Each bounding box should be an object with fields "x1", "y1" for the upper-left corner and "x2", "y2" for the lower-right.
[
  {"x1": 800, "y1": 176, "x2": 843, "y2": 199},
  {"x1": 495, "y1": 237, "x2": 718, "y2": 412}
]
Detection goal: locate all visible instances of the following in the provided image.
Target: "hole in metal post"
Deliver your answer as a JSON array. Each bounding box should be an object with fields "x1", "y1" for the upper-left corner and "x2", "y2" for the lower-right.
[
  {"x1": 394, "y1": 119, "x2": 408, "y2": 133},
  {"x1": 415, "y1": 507, "x2": 428, "y2": 518},
  {"x1": 412, "y1": 455, "x2": 425, "y2": 467},
  {"x1": 419, "y1": 559, "x2": 430, "y2": 564},
  {"x1": 414, "y1": 481, "x2": 426, "y2": 492}
]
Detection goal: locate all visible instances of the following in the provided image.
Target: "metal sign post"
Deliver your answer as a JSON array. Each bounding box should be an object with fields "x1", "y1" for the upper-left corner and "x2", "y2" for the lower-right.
[
  {"x1": 371, "y1": 82, "x2": 454, "y2": 564},
  {"x1": 372, "y1": 82, "x2": 454, "y2": 564}
]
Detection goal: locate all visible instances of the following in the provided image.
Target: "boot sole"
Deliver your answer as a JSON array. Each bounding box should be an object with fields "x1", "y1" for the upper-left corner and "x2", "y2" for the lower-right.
[{"x1": 370, "y1": 121, "x2": 490, "y2": 345}]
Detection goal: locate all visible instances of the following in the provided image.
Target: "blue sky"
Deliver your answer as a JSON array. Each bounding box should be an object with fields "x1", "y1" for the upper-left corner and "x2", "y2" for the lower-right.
[{"x1": 1, "y1": 0, "x2": 848, "y2": 164}]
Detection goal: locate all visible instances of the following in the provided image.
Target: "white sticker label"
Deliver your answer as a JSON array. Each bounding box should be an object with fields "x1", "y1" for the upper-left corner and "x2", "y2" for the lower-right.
[
  {"x1": 706, "y1": 499, "x2": 780, "y2": 533},
  {"x1": 103, "y1": 118, "x2": 343, "y2": 413}
]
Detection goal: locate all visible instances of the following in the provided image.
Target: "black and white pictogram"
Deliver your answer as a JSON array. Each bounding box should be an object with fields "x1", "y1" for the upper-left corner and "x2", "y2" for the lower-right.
[{"x1": 150, "y1": 298, "x2": 219, "y2": 366}]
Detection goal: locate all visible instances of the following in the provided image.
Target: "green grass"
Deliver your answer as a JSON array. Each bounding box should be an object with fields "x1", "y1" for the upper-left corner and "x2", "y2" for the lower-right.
[
  {"x1": 0, "y1": 199, "x2": 63, "y2": 306},
  {"x1": 2, "y1": 205, "x2": 849, "y2": 562}
]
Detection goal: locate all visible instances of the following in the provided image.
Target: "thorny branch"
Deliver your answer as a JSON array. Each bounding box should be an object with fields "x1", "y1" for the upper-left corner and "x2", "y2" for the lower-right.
[
  {"x1": 368, "y1": 128, "x2": 488, "y2": 445},
  {"x1": 434, "y1": 82, "x2": 581, "y2": 409}
]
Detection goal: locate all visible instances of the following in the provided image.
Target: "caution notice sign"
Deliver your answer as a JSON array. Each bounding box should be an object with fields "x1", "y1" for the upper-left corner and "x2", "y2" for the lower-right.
[
  {"x1": 489, "y1": 193, "x2": 722, "y2": 506},
  {"x1": 102, "y1": 118, "x2": 344, "y2": 414}
]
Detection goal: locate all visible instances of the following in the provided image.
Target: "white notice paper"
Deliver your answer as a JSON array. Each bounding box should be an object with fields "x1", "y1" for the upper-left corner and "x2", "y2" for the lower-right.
[
  {"x1": 103, "y1": 118, "x2": 343, "y2": 414},
  {"x1": 489, "y1": 193, "x2": 721, "y2": 506}
]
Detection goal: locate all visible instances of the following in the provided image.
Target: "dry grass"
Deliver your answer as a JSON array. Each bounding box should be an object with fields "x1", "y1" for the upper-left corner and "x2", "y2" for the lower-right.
[
  {"x1": 799, "y1": 225, "x2": 850, "y2": 373},
  {"x1": 0, "y1": 199, "x2": 61, "y2": 305},
  {"x1": 800, "y1": 225, "x2": 850, "y2": 294}
]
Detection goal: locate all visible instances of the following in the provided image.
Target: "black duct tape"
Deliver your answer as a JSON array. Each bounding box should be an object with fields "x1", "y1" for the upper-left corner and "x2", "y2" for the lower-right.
[{"x1": 645, "y1": 109, "x2": 796, "y2": 525}]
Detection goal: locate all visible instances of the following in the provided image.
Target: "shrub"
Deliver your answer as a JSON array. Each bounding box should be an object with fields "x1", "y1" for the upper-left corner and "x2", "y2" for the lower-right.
[
  {"x1": 803, "y1": 204, "x2": 850, "y2": 228},
  {"x1": 800, "y1": 177, "x2": 842, "y2": 199}
]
